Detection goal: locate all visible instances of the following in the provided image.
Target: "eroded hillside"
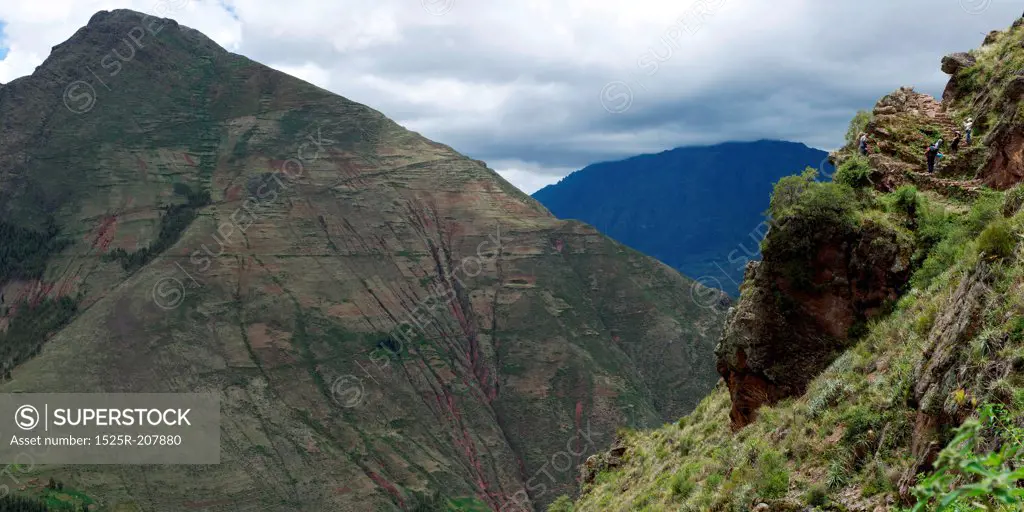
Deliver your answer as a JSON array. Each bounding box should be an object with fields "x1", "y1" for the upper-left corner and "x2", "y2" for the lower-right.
[{"x1": 0, "y1": 10, "x2": 728, "y2": 511}]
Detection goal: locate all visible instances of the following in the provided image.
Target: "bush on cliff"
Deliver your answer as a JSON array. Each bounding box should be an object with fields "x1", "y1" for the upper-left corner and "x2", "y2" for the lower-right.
[
  {"x1": 845, "y1": 110, "x2": 873, "y2": 147},
  {"x1": 765, "y1": 168, "x2": 861, "y2": 288},
  {"x1": 834, "y1": 155, "x2": 874, "y2": 189},
  {"x1": 977, "y1": 219, "x2": 1016, "y2": 260}
]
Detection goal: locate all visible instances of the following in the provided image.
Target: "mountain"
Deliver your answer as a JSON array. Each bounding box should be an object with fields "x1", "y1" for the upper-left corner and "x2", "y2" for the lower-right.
[
  {"x1": 531, "y1": 141, "x2": 831, "y2": 297},
  {"x1": 567, "y1": 17, "x2": 1024, "y2": 512},
  {"x1": 0, "y1": 10, "x2": 728, "y2": 511}
]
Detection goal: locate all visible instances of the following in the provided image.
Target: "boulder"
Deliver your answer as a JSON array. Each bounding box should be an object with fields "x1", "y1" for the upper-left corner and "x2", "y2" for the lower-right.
[
  {"x1": 940, "y1": 52, "x2": 975, "y2": 75},
  {"x1": 1004, "y1": 75, "x2": 1024, "y2": 102},
  {"x1": 983, "y1": 30, "x2": 1001, "y2": 46},
  {"x1": 580, "y1": 437, "x2": 628, "y2": 485}
]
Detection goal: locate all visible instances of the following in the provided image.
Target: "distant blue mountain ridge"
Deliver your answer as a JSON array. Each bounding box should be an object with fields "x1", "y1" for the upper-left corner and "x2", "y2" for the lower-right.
[{"x1": 532, "y1": 140, "x2": 832, "y2": 297}]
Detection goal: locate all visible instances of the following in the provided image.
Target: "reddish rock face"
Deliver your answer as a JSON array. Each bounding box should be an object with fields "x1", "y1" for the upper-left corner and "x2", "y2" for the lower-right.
[
  {"x1": 980, "y1": 129, "x2": 1024, "y2": 189},
  {"x1": 715, "y1": 216, "x2": 913, "y2": 430}
]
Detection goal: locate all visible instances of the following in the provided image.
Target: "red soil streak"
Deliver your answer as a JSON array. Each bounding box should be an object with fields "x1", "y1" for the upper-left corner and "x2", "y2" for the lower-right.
[
  {"x1": 225, "y1": 184, "x2": 243, "y2": 202},
  {"x1": 448, "y1": 297, "x2": 495, "y2": 403},
  {"x1": 85, "y1": 215, "x2": 119, "y2": 253},
  {"x1": 367, "y1": 471, "x2": 404, "y2": 508},
  {"x1": 305, "y1": 438, "x2": 320, "y2": 454},
  {"x1": 554, "y1": 239, "x2": 564, "y2": 253},
  {"x1": 182, "y1": 153, "x2": 196, "y2": 166},
  {"x1": 575, "y1": 401, "x2": 583, "y2": 430},
  {"x1": 136, "y1": 155, "x2": 148, "y2": 177},
  {"x1": 54, "y1": 275, "x2": 82, "y2": 298},
  {"x1": 268, "y1": 158, "x2": 287, "y2": 171},
  {"x1": 332, "y1": 486, "x2": 352, "y2": 495}
]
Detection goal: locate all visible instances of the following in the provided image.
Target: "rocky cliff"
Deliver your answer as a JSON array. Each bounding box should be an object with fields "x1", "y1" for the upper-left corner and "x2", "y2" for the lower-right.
[{"x1": 0, "y1": 10, "x2": 728, "y2": 511}]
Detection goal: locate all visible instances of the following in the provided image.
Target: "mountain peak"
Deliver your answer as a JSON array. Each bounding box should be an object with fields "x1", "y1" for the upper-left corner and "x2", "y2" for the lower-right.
[
  {"x1": 40, "y1": 8, "x2": 224, "y2": 79},
  {"x1": 0, "y1": 11, "x2": 728, "y2": 511}
]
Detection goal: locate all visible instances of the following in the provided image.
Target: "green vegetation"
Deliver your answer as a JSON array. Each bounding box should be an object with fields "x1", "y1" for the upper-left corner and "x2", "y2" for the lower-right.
[
  {"x1": 765, "y1": 167, "x2": 862, "y2": 288},
  {"x1": 0, "y1": 297, "x2": 77, "y2": 376},
  {"x1": 909, "y1": 404, "x2": 1024, "y2": 511},
  {"x1": 885, "y1": 185, "x2": 922, "y2": 220},
  {"x1": 834, "y1": 154, "x2": 875, "y2": 189},
  {"x1": 1002, "y1": 184, "x2": 1024, "y2": 217},
  {"x1": 106, "y1": 182, "x2": 211, "y2": 272},
  {"x1": 572, "y1": 40, "x2": 1024, "y2": 505},
  {"x1": 0, "y1": 494, "x2": 87, "y2": 511},
  {"x1": 0, "y1": 217, "x2": 70, "y2": 285},
  {"x1": 976, "y1": 219, "x2": 1015, "y2": 260},
  {"x1": 573, "y1": 177, "x2": 1024, "y2": 510},
  {"x1": 547, "y1": 495, "x2": 576, "y2": 512},
  {"x1": 845, "y1": 110, "x2": 874, "y2": 146}
]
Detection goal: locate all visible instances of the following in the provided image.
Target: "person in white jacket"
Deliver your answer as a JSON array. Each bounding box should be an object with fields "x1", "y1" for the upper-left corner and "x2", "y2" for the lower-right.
[{"x1": 963, "y1": 117, "x2": 974, "y2": 145}]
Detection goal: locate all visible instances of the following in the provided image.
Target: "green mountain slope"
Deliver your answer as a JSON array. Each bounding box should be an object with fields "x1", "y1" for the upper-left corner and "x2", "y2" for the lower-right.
[
  {"x1": 0, "y1": 10, "x2": 727, "y2": 511},
  {"x1": 569, "y1": 17, "x2": 1024, "y2": 512}
]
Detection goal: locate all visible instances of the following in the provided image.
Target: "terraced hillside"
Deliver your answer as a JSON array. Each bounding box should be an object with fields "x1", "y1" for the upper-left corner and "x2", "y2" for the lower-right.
[{"x1": 0, "y1": 10, "x2": 728, "y2": 512}]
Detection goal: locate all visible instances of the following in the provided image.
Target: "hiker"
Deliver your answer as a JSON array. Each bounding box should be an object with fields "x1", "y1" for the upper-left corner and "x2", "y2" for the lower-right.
[
  {"x1": 963, "y1": 117, "x2": 974, "y2": 144},
  {"x1": 926, "y1": 140, "x2": 944, "y2": 174},
  {"x1": 951, "y1": 130, "x2": 962, "y2": 153},
  {"x1": 858, "y1": 132, "x2": 869, "y2": 155}
]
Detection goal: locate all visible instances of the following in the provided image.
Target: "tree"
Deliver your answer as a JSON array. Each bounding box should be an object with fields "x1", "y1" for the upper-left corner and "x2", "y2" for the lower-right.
[{"x1": 845, "y1": 110, "x2": 874, "y2": 147}]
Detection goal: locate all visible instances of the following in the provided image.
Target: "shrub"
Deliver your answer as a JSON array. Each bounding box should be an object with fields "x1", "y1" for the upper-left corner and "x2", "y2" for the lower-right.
[
  {"x1": 887, "y1": 185, "x2": 921, "y2": 219},
  {"x1": 976, "y1": 219, "x2": 1015, "y2": 260},
  {"x1": 911, "y1": 201, "x2": 977, "y2": 290},
  {"x1": 755, "y1": 449, "x2": 790, "y2": 500},
  {"x1": 765, "y1": 177, "x2": 861, "y2": 288},
  {"x1": 547, "y1": 495, "x2": 575, "y2": 512},
  {"x1": 910, "y1": 405, "x2": 1024, "y2": 511},
  {"x1": 913, "y1": 303, "x2": 939, "y2": 337},
  {"x1": 834, "y1": 155, "x2": 874, "y2": 189},
  {"x1": 808, "y1": 379, "x2": 847, "y2": 418},
  {"x1": 804, "y1": 484, "x2": 829, "y2": 506},
  {"x1": 0, "y1": 216, "x2": 71, "y2": 285},
  {"x1": 965, "y1": 191, "x2": 1004, "y2": 236},
  {"x1": 670, "y1": 471, "x2": 696, "y2": 499},
  {"x1": 845, "y1": 110, "x2": 873, "y2": 147},
  {"x1": 1002, "y1": 185, "x2": 1024, "y2": 217},
  {"x1": 768, "y1": 167, "x2": 818, "y2": 217},
  {"x1": 108, "y1": 182, "x2": 211, "y2": 272}
]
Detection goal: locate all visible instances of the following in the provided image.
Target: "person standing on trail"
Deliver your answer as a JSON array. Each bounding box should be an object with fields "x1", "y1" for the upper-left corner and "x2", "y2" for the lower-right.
[
  {"x1": 926, "y1": 139, "x2": 944, "y2": 174},
  {"x1": 963, "y1": 117, "x2": 974, "y2": 144},
  {"x1": 858, "y1": 133, "x2": 869, "y2": 155},
  {"x1": 951, "y1": 130, "x2": 962, "y2": 153}
]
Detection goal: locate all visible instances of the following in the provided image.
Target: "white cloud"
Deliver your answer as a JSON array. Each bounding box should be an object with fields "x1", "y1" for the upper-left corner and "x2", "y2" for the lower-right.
[
  {"x1": 273, "y1": 62, "x2": 331, "y2": 90},
  {"x1": 1, "y1": 0, "x2": 1021, "y2": 193},
  {"x1": 489, "y1": 159, "x2": 577, "y2": 194}
]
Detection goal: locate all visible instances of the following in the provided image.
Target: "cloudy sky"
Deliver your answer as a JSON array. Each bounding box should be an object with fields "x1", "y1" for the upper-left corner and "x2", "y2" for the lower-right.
[{"x1": 0, "y1": 0, "x2": 1020, "y2": 193}]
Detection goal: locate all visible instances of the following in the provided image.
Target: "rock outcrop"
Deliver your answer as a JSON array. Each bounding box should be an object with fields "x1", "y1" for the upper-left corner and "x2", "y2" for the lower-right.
[
  {"x1": 940, "y1": 52, "x2": 976, "y2": 75},
  {"x1": 897, "y1": 262, "x2": 1000, "y2": 502},
  {"x1": 715, "y1": 202, "x2": 914, "y2": 429}
]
